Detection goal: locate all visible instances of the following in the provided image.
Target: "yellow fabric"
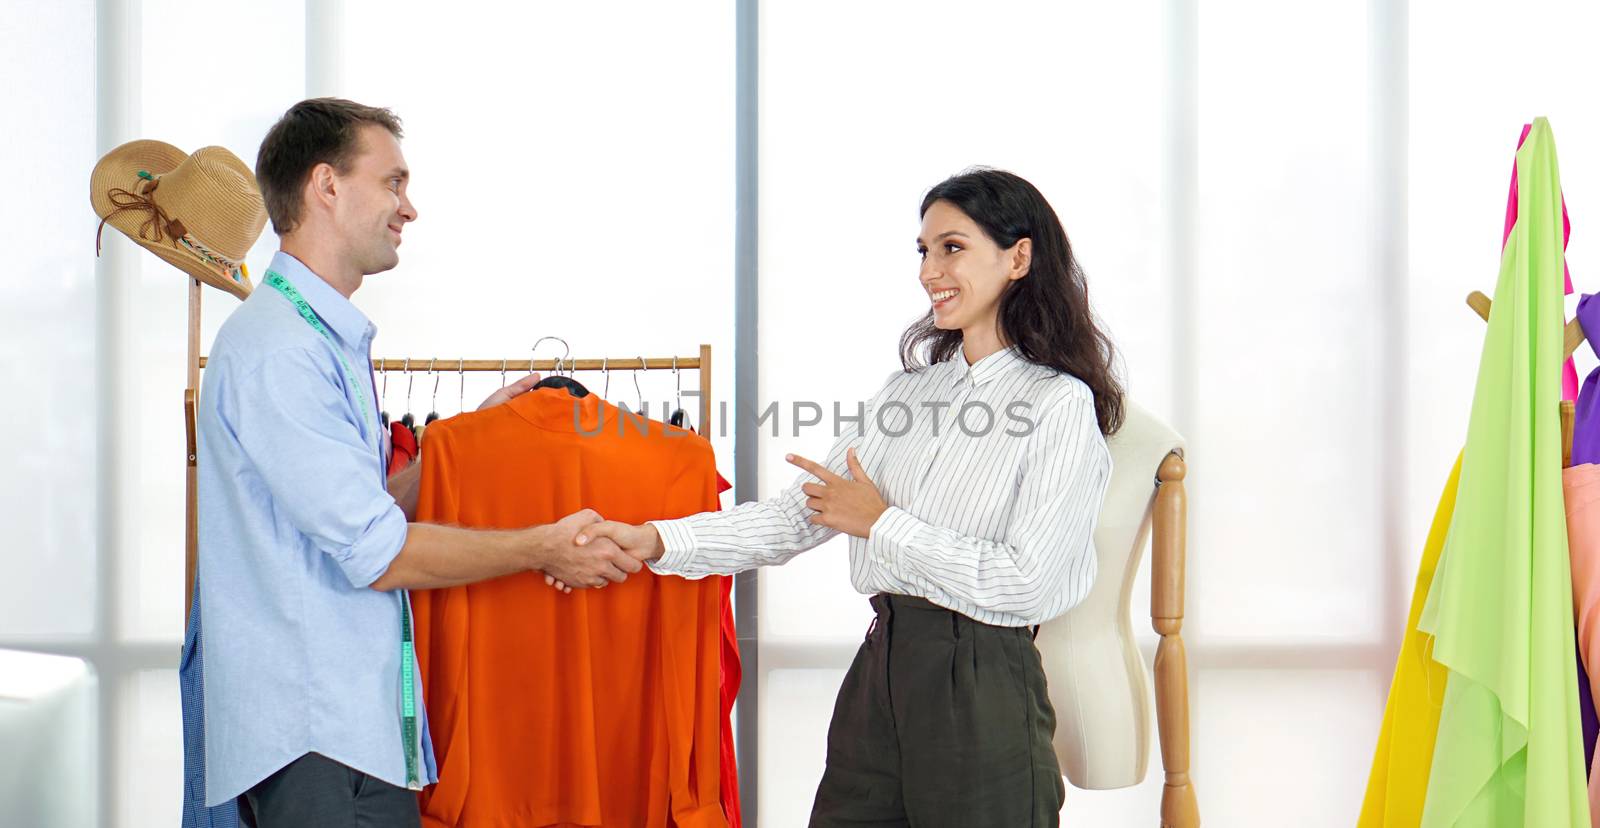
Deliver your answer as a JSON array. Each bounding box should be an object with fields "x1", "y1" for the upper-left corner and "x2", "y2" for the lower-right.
[{"x1": 1359, "y1": 454, "x2": 1461, "y2": 827}]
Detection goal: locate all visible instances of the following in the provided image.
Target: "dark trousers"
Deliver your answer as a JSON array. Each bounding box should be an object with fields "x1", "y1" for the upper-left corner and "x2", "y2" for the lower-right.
[
  {"x1": 237, "y1": 752, "x2": 421, "y2": 828},
  {"x1": 810, "y1": 594, "x2": 1065, "y2": 827}
]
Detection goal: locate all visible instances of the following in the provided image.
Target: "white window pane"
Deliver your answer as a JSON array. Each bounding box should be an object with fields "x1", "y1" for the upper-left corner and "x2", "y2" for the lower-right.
[
  {"x1": 762, "y1": 668, "x2": 843, "y2": 827},
  {"x1": 0, "y1": 0, "x2": 98, "y2": 639},
  {"x1": 758, "y1": 0, "x2": 1170, "y2": 638},
  {"x1": 336, "y1": 2, "x2": 736, "y2": 474},
  {"x1": 762, "y1": 538, "x2": 877, "y2": 643},
  {"x1": 0, "y1": 650, "x2": 97, "y2": 828},
  {"x1": 1197, "y1": 669, "x2": 1381, "y2": 827},
  {"x1": 124, "y1": 0, "x2": 307, "y2": 643},
  {"x1": 1191, "y1": 0, "x2": 1384, "y2": 641},
  {"x1": 120, "y1": 669, "x2": 181, "y2": 828}
]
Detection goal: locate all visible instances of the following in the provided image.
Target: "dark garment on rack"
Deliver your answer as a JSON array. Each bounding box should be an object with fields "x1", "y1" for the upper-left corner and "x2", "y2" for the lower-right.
[
  {"x1": 181, "y1": 575, "x2": 241, "y2": 828},
  {"x1": 809, "y1": 593, "x2": 1063, "y2": 827}
]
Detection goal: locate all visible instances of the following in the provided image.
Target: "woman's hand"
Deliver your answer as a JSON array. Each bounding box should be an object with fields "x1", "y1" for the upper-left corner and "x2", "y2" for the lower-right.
[{"x1": 788, "y1": 448, "x2": 887, "y2": 539}]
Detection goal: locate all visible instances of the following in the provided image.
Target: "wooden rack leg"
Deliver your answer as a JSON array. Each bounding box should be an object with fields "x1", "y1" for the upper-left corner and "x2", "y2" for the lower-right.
[
  {"x1": 1152, "y1": 452, "x2": 1199, "y2": 828},
  {"x1": 1563, "y1": 400, "x2": 1576, "y2": 469},
  {"x1": 698, "y1": 343, "x2": 712, "y2": 438},
  {"x1": 184, "y1": 279, "x2": 201, "y2": 627},
  {"x1": 185, "y1": 390, "x2": 198, "y2": 624}
]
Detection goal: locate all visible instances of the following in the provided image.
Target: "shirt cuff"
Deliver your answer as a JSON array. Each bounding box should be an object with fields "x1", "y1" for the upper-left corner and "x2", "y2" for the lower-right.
[
  {"x1": 646, "y1": 518, "x2": 697, "y2": 575},
  {"x1": 867, "y1": 506, "x2": 921, "y2": 569},
  {"x1": 333, "y1": 504, "x2": 409, "y2": 589}
]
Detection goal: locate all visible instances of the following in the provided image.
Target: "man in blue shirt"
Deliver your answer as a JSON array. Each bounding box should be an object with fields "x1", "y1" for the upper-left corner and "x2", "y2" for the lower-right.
[{"x1": 195, "y1": 98, "x2": 639, "y2": 827}]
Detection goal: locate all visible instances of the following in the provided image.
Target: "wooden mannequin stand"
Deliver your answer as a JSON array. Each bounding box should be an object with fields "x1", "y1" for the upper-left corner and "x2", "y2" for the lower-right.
[{"x1": 1153, "y1": 453, "x2": 1198, "y2": 827}]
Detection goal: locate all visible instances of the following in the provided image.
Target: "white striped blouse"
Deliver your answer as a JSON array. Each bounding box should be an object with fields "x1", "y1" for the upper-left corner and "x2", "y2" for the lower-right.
[{"x1": 648, "y1": 346, "x2": 1112, "y2": 627}]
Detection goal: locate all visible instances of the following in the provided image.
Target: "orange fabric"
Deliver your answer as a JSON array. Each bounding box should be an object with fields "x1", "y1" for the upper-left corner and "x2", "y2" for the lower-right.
[{"x1": 412, "y1": 388, "x2": 729, "y2": 827}]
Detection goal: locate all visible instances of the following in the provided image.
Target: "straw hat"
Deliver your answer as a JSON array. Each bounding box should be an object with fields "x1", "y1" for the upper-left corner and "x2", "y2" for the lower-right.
[{"x1": 91, "y1": 140, "x2": 268, "y2": 299}]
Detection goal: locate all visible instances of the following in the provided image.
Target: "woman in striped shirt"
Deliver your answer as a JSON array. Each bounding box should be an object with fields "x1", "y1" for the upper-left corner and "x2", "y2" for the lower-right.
[{"x1": 581, "y1": 168, "x2": 1123, "y2": 827}]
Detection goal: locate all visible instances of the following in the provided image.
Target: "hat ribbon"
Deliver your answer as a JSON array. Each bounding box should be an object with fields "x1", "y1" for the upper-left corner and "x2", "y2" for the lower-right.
[{"x1": 95, "y1": 185, "x2": 186, "y2": 256}]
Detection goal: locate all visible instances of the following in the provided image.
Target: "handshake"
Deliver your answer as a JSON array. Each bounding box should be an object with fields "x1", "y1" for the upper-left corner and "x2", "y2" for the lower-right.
[{"x1": 534, "y1": 509, "x2": 667, "y2": 593}]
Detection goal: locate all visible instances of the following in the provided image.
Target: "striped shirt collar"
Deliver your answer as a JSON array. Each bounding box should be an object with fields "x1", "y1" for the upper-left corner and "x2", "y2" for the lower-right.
[{"x1": 946, "y1": 345, "x2": 1029, "y2": 388}]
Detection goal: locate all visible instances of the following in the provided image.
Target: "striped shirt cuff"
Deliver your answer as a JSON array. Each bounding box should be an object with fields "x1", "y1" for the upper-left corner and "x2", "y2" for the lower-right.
[
  {"x1": 647, "y1": 518, "x2": 698, "y2": 575},
  {"x1": 867, "y1": 506, "x2": 921, "y2": 568}
]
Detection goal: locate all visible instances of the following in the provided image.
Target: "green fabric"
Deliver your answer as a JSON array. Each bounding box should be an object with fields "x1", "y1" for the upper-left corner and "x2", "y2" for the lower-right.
[{"x1": 1416, "y1": 118, "x2": 1588, "y2": 827}]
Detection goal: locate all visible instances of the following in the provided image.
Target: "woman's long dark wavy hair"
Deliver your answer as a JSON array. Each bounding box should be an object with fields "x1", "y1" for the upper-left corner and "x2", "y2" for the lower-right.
[{"x1": 901, "y1": 168, "x2": 1124, "y2": 435}]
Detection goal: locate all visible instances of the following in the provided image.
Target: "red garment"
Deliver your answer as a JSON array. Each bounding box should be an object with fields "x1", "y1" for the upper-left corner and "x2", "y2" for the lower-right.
[
  {"x1": 389, "y1": 421, "x2": 418, "y2": 477},
  {"x1": 413, "y1": 388, "x2": 730, "y2": 827},
  {"x1": 712, "y1": 473, "x2": 741, "y2": 828}
]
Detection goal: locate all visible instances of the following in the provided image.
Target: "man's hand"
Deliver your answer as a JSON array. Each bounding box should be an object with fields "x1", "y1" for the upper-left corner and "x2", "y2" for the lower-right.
[
  {"x1": 788, "y1": 448, "x2": 886, "y2": 539},
  {"x1": 535, "y1": 508, "x2": 641, "y2": 589},
  {"x1": 478, "y1": 372, "x2": 542, "y2": 411},
  {"x1": 575, "y1": 521, "x2": 665, "y2": 563}
]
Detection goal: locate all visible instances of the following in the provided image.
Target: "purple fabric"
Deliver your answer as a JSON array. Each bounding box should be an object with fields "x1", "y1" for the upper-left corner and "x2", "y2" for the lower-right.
[
  {"x1": 1572, "y1": 294, "x2": 1600, "y2": 467},
  {"x1": 1576, "y1": 297, "x2": 1600, "y2": 777},
  {"x1": 1583, "y1": 645, "x2": 1599, "y2": 773}
]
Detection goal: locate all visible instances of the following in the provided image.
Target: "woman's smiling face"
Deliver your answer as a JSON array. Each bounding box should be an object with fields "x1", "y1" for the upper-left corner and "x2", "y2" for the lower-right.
[{"x1": 917, "y1": 199, "x2": 1029, "y2": 333}]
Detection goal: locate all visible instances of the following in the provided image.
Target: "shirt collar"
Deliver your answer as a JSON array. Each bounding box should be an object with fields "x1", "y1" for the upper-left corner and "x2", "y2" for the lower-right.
[
  {"x1": 947, "y1": 345, "x2": 1028, "y2": 388},
  {"x1": 506, "y1": 386, "x2": 694, "y2": 440},
  {"x1": 266, "y1": 250, "x2": 376, "y2": 345},
  {"x1": 509, "y1": 386, "x2": 606, "y2": 432}
]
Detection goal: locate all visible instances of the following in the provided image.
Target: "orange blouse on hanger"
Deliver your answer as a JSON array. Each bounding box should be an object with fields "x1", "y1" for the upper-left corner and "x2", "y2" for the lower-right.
[{"x1": 412, "y1": 387, "x2": 729, "y2": 828}]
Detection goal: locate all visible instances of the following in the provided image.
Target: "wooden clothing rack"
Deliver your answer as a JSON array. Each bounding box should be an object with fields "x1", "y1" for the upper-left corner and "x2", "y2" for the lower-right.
[{"x1": 180, "y1": 278, "x2": 714, "y2": 623}]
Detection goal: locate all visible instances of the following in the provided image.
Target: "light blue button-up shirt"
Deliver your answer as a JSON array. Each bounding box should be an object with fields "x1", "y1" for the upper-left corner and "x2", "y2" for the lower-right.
[{"x1": 196, "y1": 251, "x2": 437, "y2": 805}]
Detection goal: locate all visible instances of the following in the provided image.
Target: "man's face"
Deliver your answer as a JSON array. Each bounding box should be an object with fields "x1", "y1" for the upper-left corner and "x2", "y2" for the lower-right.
[{"x1": 334, "y1": 124, "x2": 416, "y2": 276}]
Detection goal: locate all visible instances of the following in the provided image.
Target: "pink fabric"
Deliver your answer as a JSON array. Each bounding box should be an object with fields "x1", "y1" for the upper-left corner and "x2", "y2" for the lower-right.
[
  {"x1": 1507, "y1": 122, "x2": 1580, "y2": 400},
  {"x1": 1564, "y1": 462, "x2": 1600, "y2": 826}
]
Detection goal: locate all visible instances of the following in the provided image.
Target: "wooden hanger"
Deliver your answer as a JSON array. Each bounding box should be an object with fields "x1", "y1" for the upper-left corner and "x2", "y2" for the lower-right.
[{"x1": 1466, "y1": 291, "x2": 1580, "y2": 467}]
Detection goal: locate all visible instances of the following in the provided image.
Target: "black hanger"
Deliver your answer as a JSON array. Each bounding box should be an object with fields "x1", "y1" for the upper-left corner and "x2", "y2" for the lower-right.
[
  {"x1": 526, "y1": 339, "x2": 586, "y2": 397},
  {"x1": 401, "y1": 358, "x2": 415, "y2": 428},
  {"x1": 667, "y1": 357, "x2": 688, "y2": 430},
  {"x1": 534, "y1": 375, "x2": 590, "y2": 397},
  {"x1": 378, "y1": 361, "x2": 390, "y2": 428},
  {"x1": 424, "y1": 359, "x2": 441, "y2": 425}
]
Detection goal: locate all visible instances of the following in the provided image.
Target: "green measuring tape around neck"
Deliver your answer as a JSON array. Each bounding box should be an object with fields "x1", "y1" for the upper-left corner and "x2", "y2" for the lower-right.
[
  {"x1": 263, "y1": 270, "x2": 371, "y2": 422},
  {"x1": 263, "y1": 268, "x2": 422, "y2": 790}
]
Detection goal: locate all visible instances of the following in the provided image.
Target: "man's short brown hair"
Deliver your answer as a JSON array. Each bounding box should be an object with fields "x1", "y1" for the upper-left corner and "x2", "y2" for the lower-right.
[{"x1": 256, "y1": 98, "x2": 404, "y2": 235}]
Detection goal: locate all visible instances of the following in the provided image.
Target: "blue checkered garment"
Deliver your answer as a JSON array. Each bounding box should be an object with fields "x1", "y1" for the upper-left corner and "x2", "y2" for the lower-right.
[{"x1": 181, "y1": 575, "x2": 240, "y2": 827}]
